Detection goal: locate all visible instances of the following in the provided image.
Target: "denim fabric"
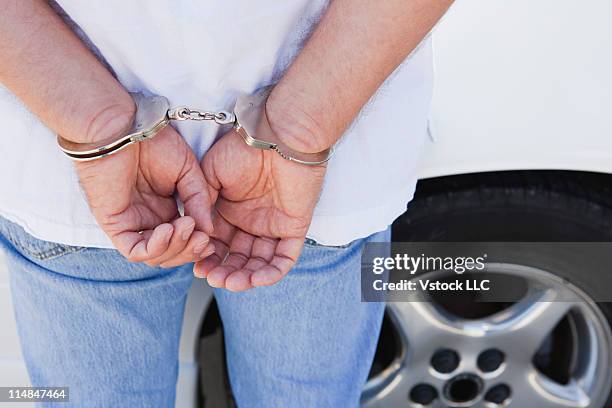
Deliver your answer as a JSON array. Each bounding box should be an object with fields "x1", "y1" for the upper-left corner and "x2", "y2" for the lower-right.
[
  {"x1": 215, "y1": 231, "x2": 389, "y2": 408},
  {"x1": 0, "y1": 216, "x2": 389, "y2": 408}
]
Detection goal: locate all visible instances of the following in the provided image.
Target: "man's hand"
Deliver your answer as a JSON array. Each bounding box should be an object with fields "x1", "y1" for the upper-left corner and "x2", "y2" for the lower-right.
[
  {"x1": 194, "y1": 130, "x2": 326, "y2": 292},
  {"x1": 75, "y1": 125, "x2": 215, "y2": 267}
]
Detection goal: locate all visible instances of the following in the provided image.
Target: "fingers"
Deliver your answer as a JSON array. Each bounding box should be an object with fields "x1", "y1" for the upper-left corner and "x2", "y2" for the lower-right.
[
  {"x1": 114, "y1": 222, "x2": 174, "y2": 262},
  {"x1": 244, "y1": 236, "x2": 276, "y2": 268},
  {"x1": 199, "y1": 234, "x2": 303, "y2": 292},
  {"x1": 250, "y1": 237, "x2": 303, "y2": 287},
  {"x1": 142, "y1": 217, "x2": 213, "y2": 268},
  {"x1": 224, "y1": 236, "x2": 276, "y2": 291},
  {"x1": 206, "y1": 231, "x2": 254, "y2": 290},
  {"x1": 177, "y1": 153, "x2": 214, "y2": 235},
  {"x1": 193, "y1": 210, "x2": 235, "y2": 278},
  {"x1": 193, "y1": 238, "x2": 225, "y2": 278},
  {"x1": 137, "y1": 151, "x2": 216, "y2": 268},
  {"x1": 158, "y1": 231, "x2": 215, "y2": 268},
  {"x1": 112, "y1": 215, "x2": 216, "y2": 266}
]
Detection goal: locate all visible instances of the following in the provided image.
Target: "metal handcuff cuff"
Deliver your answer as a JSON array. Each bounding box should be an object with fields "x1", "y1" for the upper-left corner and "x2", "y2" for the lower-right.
[{"x1": 57, "y1": 87, "x2": 334, "y2": 166}]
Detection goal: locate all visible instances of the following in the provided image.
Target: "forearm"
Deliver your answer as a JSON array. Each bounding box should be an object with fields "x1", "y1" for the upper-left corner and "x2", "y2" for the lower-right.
[
  {"x1": 267, "y1": 0, "x2": 453, "y2": 153},
  {"x1": 0, "y1": 0, "x2": 134, "y2": 143}
]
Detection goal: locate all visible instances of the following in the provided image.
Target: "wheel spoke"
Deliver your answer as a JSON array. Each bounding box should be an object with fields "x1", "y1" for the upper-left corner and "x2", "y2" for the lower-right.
[
  {"x1": 472, "y1": 288, "x2": 577, "y2": 357},
  {"x1": 387, "y1": 300, "x2": 463, "y2": 351},
  {"x1": 510, "y1": 369, "x2": 590, "y2": 408}
]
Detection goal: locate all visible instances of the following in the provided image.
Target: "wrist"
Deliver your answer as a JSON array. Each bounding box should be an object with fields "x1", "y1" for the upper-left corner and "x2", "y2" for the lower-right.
[
  {"x1": 86, "y1": 101, "x2": 136, "y2": 144},
  {"x1": 265, "y1": 88, "x2": 333, "y2": 154},
  {"x1": 72, "y1": 94, "x2": 136, "y2": 144}
]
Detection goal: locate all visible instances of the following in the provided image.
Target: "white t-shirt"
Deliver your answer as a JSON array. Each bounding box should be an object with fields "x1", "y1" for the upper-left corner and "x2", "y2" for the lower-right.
[{"x1": 0, "y1": 0, "x2": 433, "y2": 247}]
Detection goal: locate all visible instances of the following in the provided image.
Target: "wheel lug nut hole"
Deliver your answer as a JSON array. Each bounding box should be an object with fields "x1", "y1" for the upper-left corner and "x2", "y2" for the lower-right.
[
  {"x1": 430, "y1": 348, "x2": 460, "y2": 374},
  {"x1": 409, "y1": 383, "x2": 438, "y2": 405},
  {"x1": 444, "y1": 374, "x2": 483, "y2": 404},
  {"x1": 485, "y1": 384, "x2": 512, "y2": 404},
  {"x1": 477, "y1": 348, "x2": 505, "y2": 373}
]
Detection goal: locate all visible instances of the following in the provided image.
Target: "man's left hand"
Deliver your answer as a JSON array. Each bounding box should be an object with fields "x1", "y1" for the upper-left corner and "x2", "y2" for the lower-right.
[{"x1": 194, "y1": 130, "x2": 326, "y2": 292}]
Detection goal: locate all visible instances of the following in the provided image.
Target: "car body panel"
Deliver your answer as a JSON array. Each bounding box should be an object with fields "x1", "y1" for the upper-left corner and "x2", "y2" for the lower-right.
[{"x1": 419, "y1": 0, "x2": 612, "y2": 179}]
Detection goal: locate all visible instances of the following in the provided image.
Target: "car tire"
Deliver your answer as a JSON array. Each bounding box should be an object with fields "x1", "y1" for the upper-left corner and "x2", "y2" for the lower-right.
[{"x1": 370, "y1": 170, "x2": 612, "y2": 408}]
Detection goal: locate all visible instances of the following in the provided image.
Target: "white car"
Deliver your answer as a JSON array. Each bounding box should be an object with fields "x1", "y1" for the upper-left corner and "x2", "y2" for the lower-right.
[{"x1": 1, "y1": 1, "x2": 611, "y2": 407}]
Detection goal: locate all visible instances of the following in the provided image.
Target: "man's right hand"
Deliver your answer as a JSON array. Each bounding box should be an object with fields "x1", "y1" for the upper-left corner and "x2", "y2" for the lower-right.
[{"x1": 75, "y1": 124, "x2": 215, "y2": 268}]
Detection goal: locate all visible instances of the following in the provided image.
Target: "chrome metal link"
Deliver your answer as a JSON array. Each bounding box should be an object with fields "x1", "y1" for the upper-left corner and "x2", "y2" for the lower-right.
[
  {"x1": 167, "y1": 107, "x2": 235, "y2": 125},
  {"x1": 57, "y1": 93, "x2": 237, "y2": 162},
  {"x1": 58, "y1": 88, "x2": 331, "y2": 166}
]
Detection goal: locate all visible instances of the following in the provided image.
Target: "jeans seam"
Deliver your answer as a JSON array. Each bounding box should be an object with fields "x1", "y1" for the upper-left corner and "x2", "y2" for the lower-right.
[
  {"x1": 2, "y1": 225, "x2": 85, "y2": 261},
  {"x1": 303, "y1": 237, "x2": 352, "y2": 249},
  {"x1": 34, "y1": 245, "x2": 86, "y2": 261}
]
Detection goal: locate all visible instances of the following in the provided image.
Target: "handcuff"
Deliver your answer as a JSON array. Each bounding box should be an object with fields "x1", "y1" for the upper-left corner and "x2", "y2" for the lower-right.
[{"x1": 57, "y1": 87, "x2": 333, "y2": 166}]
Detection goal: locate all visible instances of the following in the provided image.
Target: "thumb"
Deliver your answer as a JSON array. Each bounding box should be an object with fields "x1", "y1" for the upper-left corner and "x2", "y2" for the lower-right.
[
  {"x1": 177, "y1": 152, "x2": 214, "y2": 235},
  {"x1": 202, "y1": 147, "x2": 221, "y2": 205}
]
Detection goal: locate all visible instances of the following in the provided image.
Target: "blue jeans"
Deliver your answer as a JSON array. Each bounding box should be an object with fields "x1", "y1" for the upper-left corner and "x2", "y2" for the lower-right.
[{"x1": 0, "y1": 216, "x2": 388, "y2": 407}]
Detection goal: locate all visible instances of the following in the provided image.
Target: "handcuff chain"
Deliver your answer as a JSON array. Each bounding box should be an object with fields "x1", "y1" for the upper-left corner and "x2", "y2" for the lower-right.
[
  {"x1": 167, "y1": 106, "x2": 235, "y2": 125},
  {"x1": 272, "y1": 146, "x2": 291, "y2": 161},
  {"x1": 57, "y1": 90, "x2": 332, "y2": 165}
]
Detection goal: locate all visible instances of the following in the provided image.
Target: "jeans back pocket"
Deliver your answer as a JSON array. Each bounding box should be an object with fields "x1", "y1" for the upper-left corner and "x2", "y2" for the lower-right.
[{"x1": 0, "y1": 216, "x2": 84, "y2": 261}]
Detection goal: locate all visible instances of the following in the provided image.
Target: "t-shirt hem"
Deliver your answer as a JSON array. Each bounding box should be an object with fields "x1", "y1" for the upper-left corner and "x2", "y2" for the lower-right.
[
  {"x1": 306, "y1": 183, "x2": 417, "y2": 246},
  {"x1": 0, "y1": 209, "x2": 113, "y2": 248},
  {"x1": 1, "y1": 182, "x2": 416, "y2": 249}
]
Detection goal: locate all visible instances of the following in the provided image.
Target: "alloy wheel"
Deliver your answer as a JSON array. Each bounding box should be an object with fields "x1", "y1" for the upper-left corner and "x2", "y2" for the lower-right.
[{"x1": 361, "y1": 264, "x2": 612, "y2": 408}]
